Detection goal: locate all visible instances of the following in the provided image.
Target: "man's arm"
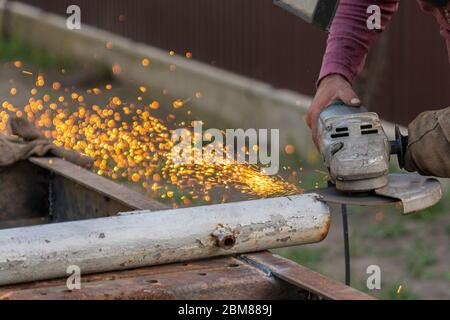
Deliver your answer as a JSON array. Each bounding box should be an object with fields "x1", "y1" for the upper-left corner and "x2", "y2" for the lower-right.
[
  {"x1": 318, "y1": 0, "x2": 400, "y2": 84},
  {"x1": 306, "y1": 0, "x2": 399, "y2": 146},
  {"x1": 405, "y1": 107, "x2": 450, "y2": 178}
]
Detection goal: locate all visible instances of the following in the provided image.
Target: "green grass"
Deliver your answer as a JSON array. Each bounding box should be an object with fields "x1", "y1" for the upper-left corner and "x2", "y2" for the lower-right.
[
  {"x1": 407, "y1": 192, "x2": 450, "y2": 222},
  {"x1": 378, "y1": 247, "x2": 402, "y2": 258},
  {"x1": 405, "y1": 244, "x2": 438, "y2": 279},
  {"x1": 338, "y1": 230, "x2": 367, "y2": 257},
  {"x1": 274, "y1": 247, "x2": 327, "y2": 270},
  {"x1": 443, "y1": 271, "x2": 450, "y2": 281},
  {"x1": 364, "y1": 221, "x2": 409, "y2": 239},
  {"x1": 445, "y1": 224, "x2": 450, "y2": 236},
  {"x1": 0, "y1": 36, "x2": 75, "y2": 69},
  {"x1": 379, "y1": 284, "x2": 420, "y2": 300},
  {"x1": 357, "y1": 280, "x2": 420, "y2": 300}
]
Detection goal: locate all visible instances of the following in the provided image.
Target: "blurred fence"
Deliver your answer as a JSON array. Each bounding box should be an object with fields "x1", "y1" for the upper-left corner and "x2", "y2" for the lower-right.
[{"x1": 16, "y1": 0, "x2": 450, "y2": 125}]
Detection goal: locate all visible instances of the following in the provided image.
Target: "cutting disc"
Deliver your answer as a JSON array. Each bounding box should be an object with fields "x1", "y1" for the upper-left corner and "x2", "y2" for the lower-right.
[
  {"x1": 310, "y1": 173, "x2": 442, "y2": 214},
  {"x1": 312, "y1": 187, "x2": 399, "y2": 207}
]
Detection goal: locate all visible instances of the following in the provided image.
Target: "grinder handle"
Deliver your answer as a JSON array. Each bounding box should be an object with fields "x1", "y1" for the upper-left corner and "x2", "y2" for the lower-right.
[{"x1": 318, "y1": 100, "x2": 367, "y2": 120}]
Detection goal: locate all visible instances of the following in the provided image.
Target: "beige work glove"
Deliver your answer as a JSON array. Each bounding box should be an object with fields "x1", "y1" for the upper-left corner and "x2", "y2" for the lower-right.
[{"x1": 404, "y1": 107, "x2": 450, "y2": 178}]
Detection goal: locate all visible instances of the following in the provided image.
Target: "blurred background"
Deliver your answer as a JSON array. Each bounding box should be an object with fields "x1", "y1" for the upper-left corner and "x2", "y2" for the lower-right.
[
  {"x1": 0, "y1": 0, "x2": 449, "y2": 299},
  {"x1": 17, "y1": 0, "x2": 450, "y2": 124}
]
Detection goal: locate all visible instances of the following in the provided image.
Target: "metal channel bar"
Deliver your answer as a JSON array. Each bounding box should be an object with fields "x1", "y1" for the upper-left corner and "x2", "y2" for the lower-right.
[
  {"x1": 29, "y1": 157, "x2": 168, "y2": 211},
  {"x1": 241, "y1": 252, "x2": 375, "y2": 300}
]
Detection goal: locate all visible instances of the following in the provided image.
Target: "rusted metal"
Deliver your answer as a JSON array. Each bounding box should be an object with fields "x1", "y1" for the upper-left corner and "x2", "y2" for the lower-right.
[
  {"x1": 211, "y1": 224, "x2": 237, "y2": 250},
  {"x1": 0, "y1": 252, "x2": 372, "y2": 300},
  {"x1": 0, "y1": 161, "x2": 49, "y2": 228},
  {"x1": 50, "y1": 173, "x2": 138, "y2": 221},
  {"x1": 241, "y1": 252, "x2": 375, "y2": 300},
  {"x1": 0, "y1": 255, "x2": 305, "y2": 300},
  {"x1": 0, "y1": 158, "x2": 168, "y2": 229},
  {"x1": 0, "y1": 159, "x2": 363, "y2": 300}
]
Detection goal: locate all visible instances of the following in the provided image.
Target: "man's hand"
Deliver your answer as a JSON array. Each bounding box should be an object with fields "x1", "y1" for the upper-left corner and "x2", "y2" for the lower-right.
[{"x1": 306, "y1": 74, "x2": 361, "y2": 147}]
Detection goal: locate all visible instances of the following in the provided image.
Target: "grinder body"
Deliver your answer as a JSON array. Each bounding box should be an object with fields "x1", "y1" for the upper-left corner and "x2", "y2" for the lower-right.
[{"x1": 317, "y1": 102, "x2": 390, "y2": 192}]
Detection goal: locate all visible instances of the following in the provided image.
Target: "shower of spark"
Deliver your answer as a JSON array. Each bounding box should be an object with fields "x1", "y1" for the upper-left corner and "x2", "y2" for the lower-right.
[{"x1": 1, "y1": 64, "x2": 302, "y2": 207}]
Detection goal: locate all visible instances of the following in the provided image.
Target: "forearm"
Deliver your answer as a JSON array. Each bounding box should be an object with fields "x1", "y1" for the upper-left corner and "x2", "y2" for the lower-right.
[{"x1": 318, "y1": 0, "x2": 399, "y2": 85}]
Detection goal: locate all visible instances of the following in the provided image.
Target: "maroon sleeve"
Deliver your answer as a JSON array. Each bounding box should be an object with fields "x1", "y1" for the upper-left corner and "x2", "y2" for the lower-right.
[{"x1": 318, "y1": 0, "x2": 400, "y2": 85}]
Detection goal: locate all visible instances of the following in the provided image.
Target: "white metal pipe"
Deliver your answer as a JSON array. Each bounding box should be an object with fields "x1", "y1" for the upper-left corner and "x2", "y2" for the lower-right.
[{"x1": 0, "y1": 194, "x2": 330, "y2": 286}]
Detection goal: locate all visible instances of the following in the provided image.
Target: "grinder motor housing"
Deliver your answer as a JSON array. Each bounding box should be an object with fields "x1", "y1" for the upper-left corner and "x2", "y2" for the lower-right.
[{"x1": 317, "y1": 102, "x2": 390, "y2": 192}]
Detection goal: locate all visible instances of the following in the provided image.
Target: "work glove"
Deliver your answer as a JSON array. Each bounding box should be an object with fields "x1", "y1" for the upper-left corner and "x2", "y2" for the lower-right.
[{"x1": 404, "y1": 107, "x2": 450, "y2": 178}]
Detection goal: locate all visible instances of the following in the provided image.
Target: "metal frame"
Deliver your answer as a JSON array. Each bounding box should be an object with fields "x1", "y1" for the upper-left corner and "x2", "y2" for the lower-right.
[
  {"x1": 30, "y1": 157, "x2": 167, "y2": 212},
  {"x1": 0, "y1": 252, "x2": 373, "y2": 300},
  {"x1": 0, "y1": 157, "x2": 371, "y2": 300},
  {"x1": 0, "y1": 158, "x2": 167, "y2": 230},
  {"x1": 0, "y1": 190, "x2": 331, "y2": 286}
]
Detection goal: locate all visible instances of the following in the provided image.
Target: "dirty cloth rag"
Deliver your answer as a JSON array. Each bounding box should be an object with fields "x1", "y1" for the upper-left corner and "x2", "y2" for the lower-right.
[{"x1": 0, "y1": 117, "x2": 93, "y2": 168}]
